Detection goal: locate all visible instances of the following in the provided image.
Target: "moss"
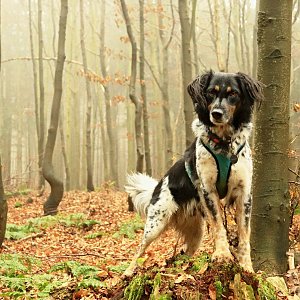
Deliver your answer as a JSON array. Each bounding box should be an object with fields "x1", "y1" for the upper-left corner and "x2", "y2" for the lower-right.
[
  {"x1": 215, "y1": 280, "x2": 223, "y2": 300},
  {"x1": 124, "y1": 275, "x2": 148, "y2": 300},
  {"x1": 191, "y1": 253, "x2": 210, "y2": 272},
  {"x1": 257, "y1": 276, "x2": 277, "y2": 300}
]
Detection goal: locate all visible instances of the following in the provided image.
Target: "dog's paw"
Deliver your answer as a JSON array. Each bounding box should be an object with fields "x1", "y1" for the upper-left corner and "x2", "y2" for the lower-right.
[
  {"x1": 212, "y1": 249, "x2": 234, "y2": 262},
  {"x1": 240, "y1": 263, "x2": 254, "y2": 273},
  {"x1": 238, "y1": 257, "x2": 254, "y2": 273}
]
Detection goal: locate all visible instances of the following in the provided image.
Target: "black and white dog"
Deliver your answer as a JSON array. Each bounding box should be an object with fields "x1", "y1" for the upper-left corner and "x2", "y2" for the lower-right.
[{"x1": 124, "y1": 71, "x2": 263, "y2": 276}]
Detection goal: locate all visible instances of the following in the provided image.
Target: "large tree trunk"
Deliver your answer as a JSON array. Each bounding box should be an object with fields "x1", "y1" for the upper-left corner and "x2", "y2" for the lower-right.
[
  {"x1": 251, "y1": 0, "x2": 293, "y2": 273},
  {"x1": 0, "y1": 157, "x2": 7, "y2": 247},
  {"x1": 120, "y1": 0, "x2": 144, "y2": 173},
  {"x1": 99, "y1": 0, "x2": 118, "y2": 184},
  {"x1": 80, "y1": 0, "x2": 94, "y2": 191},
  {"x1": 37, "y1": 0, "x2": 45, "y2": 192},
  {"x1": 178, "y1": 0, "x2": 194, "y2": 147},
  {"x1": 139, "y1": 0, "x2": 152, "y2": 176},
  {"x1": 42, "y1": 0, "x2": 68, "y2": 215}
]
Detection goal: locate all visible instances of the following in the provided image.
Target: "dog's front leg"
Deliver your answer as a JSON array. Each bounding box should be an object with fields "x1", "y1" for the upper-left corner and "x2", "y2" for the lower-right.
[
  {"x1": 202, "y1": 189, "x2": 233, "y2": 262},
  {"x1": 235, "y1": 192, "x2": 253, "y2": 272}
]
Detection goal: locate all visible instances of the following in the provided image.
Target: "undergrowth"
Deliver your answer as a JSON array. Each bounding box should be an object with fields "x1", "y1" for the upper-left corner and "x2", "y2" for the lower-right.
[
  {"x1": 0, "y1": 254, "x2": 106, "y2": 298},
  {"x1": 113, "y1": 214, "x2": 144, "y2": 239},
  {"x1": 5, "y1": 213, "x2": 100, "y2": 240}
]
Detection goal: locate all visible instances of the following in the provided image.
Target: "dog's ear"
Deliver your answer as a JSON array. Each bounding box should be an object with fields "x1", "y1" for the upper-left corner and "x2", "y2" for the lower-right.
[
  {"x1": 236, "y1": 72, "x2": 264, "y2": 107},
  {"x1": 187, "y1": 70, "x2": 213, "y2": 114}
]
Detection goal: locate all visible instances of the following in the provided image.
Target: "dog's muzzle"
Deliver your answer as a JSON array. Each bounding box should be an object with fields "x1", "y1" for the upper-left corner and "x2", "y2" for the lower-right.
[{"x1": 210, "y1": 108, "x2": 227, "y2": 124}]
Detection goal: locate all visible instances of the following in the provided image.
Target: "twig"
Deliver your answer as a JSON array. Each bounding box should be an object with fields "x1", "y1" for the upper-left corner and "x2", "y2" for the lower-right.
[
  {"x1": 289, "y1": 181, "x2": 300, "y2": 185},
  {"x1": 288, "y1": 168, "x2": 300, "y2": 178},
  {"x1": 34, "y1": 252, "x2": 106, "y2": 259},
  {"x1": 16, "y1": 232, "x2": 45, "y2": 242}
]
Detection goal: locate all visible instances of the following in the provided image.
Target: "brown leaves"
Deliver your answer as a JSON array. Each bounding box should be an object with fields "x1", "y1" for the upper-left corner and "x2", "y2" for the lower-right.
[{"x1": 294, "y1": 103, "x2": 300, "y2": 112}]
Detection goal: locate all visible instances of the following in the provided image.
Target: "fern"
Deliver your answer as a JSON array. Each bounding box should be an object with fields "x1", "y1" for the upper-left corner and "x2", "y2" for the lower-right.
[
  {"x1": 5, "y1": 223, "x2": 39, "y2": 240},
  {"x1": 0, "y1": 254, "x2": 41, "y2": 276},
  {"x1": 84, "y1": 231, "x2": 105, "y2": 239},
  {"x1": 113, "y1": 215, "x2": 144, "y2": 239}
]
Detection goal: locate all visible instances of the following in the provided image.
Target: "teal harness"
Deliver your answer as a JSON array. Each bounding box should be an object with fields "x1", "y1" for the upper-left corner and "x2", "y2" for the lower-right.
[{"x1": 185, "y1": 139, "x2": 245, "y2": 199}]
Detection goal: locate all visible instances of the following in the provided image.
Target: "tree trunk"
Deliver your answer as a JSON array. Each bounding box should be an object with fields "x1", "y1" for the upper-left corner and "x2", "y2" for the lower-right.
[
  {"x1": 120, "y1": 0, "x2": 144, "y2": 173},
  {"x1": 99, "y1": 0, "x2": 118, "y2": 184},
  {"x1": 37, "y1": 0, "x2": 45, "y2": 192},
  {"x1": 139, "y1": 0, "x2": 152, "y2": 176},
  {"x1": 28, "y1": 0, "x2": 41, "y2": 188},
  {"x1": 0, "y1": 157, "x2": 7, "y2": 247},
  {"x1": 42, "y1": 0, "x2": 68, "y2": 216},
  {"x1": 59, "y1": 107, "x2": 70, "y2": 191},
  {"x1": 178, "y1": 0, "x2": 194, "y2": 147},
  {"x1": 207, "y1": 0, "x2": 225, "y2": 71},
  {"x1": 158, "y1": 0, "x2": 174, "y2": 169},
  {"x1": 252, "y1": 1, "x2": 258, "y2": 78},
  {"x1": 80, "y1": 0, "x2": 94, "y2": 191},
  {"x1": 251, "y1": 0, "x2": 293, "y2": 273}
]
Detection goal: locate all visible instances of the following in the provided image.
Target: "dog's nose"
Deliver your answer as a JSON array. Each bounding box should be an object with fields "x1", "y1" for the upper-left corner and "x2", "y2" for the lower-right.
[{"x1": 211, "y1": 110, "x2": 223, "y2": 120}]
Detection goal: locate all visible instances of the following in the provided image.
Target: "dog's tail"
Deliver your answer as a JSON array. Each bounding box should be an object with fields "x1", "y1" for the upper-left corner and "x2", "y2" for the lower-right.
[{"x1": 125, "y1": 173, "x2": 158, "y2": 219}]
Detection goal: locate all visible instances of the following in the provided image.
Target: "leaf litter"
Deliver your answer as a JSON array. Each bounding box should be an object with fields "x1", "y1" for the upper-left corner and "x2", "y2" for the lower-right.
[{"x1": 0, "y1": 187, "x2": 299, "y2": 299}]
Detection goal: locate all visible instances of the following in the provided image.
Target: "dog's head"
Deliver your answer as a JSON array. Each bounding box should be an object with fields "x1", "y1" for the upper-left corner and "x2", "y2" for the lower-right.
[{"x1": 187, "y1": 71, "x2": 264, "y2": 128}]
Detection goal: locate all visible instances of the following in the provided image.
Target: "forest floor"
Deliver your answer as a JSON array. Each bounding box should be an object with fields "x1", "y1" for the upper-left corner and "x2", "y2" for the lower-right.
[{"x1": 0, "y1": 186, "x2": 300, "y2": 299}]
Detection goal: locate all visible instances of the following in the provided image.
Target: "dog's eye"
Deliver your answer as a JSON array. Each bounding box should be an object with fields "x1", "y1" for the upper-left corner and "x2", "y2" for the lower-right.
[
  {"x1": 229, "y1": 91, "x2": 238, "y2": 97},
  {"x1": 206, "y1": 90, "x2": 216, "y2": 98}
]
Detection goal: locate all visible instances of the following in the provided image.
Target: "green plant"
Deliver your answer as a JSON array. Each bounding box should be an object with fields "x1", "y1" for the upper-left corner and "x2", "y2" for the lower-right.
[
  {"x1": 107, "y1": 263, "x2": 129, "y2": 273},
  {"x1": 14, "y1": 201, "x2": 23, "y2": 208},
  {"x1": 51, "y1": 261, "x2": 105, "y2": 289},
  {"x1": 84, "y1": 231, "x2": 105, "y2": 239},
  {"x1": 113, "y1": 215, "x2": 144, "y2": 239},
  {"x1": 59, "y1": 213, "x2": 100, "y2": 229},
  {"x1": 124, "y1": 275, "x2": 148, "y2": 300},
  {"x1": 5, "y1": 223, "x2": 39, "y2": 240},
  {"x1": 257, "y1": 276, "x2": 277, "y2": 300}
]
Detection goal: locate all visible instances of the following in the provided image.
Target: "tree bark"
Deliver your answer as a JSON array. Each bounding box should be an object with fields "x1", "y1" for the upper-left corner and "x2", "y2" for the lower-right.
[
  {"x1": 59, "y1": 107, "x2": 70, "y2": 191},
  {"x1": 251, "y1": 0, "x2": 293, "y2": 273},
  {"x1": 158, "y1": 0, "x2": 174, "y2": 169},
  {"x1": 42, "y1": 0, "x2": 68, "y2": 215},
  {"x1": 99, "y1": 0, "x2": 118, "y2": 184},
  {"x1": 120, "y1": 0, "x2": 144, "y2": 173},
  {"x1": 178, "y1": 0, "x2": 194, "y2": 147},
  {"x1": 0, "y1": 157, "x2": 7, "y2": 247},
  {"x1": 80, "y1": 0, "x2": 94, "y2": 191},
  {"x1": 37, "y1": 0, "x2": 45, "y2": 192},
  {"x1": 28, "y1": 0, "x2": 41, "y2": 183},
  {"x1": 139, "y1": 0, "x2": 152, "y2": 176}
]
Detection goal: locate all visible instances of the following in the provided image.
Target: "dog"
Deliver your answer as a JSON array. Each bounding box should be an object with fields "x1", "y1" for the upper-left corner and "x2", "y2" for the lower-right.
[{"x1": 124, "y1": 71, "x2": 263, "y2": 276}]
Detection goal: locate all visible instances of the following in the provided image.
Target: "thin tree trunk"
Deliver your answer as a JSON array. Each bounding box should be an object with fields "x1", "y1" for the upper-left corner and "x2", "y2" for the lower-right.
[
  {"x1": 28, "y1": 0, "x2": 41, "y2": 186},
  {"x1": 43, "y1": 0, "x2": 68, "y2": 216},
  {"x1": 158, "y1": 0, "x2": 174, "y2": 169},
  {"x1": 0, "y1": 157, "x2": 7, "y2": 247},
  {"x1": 139, "y1": 0, "x2": 152, "y2": 175},
  {"x1": 178, "y1": 0, "x2": 194, "y2": 147},
  {"x1": 99, "y1": 0, "x2": 118, "y2": 184},
  {"x1": 251, "y1": 0, "x2": 293, "y2": 273},
  {"x1": 120, "y1": 0, "x2": 144, "y2": 173},
  {"x1": 80, "y1": 0, "x2": 94, "y2": 191},
  {"x1": 38, "y1": 0, "x2": 45, "y2": 192},
  {"x1": 59, "y1": 107, "x2": 70, "y2": 191}
]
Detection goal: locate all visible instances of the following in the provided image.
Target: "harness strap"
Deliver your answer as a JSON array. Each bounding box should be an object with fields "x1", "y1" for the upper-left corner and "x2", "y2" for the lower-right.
[
  {"x1": 201, "y1": 140, "x2": 245, "y2": 198},
  {"x1": 185, "y1": 140, "x2": 245, "y2": 199}
]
